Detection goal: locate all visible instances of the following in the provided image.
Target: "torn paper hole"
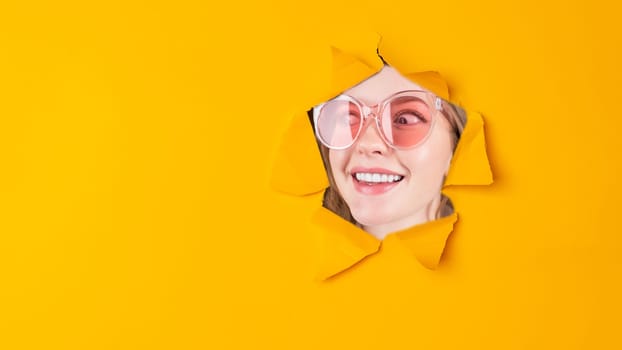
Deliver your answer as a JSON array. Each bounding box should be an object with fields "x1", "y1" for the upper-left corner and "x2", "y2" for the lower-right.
[
  {"x1": 270, "y1": 36, "x2": 492, "y2": 280},
  {"x1": 309, "y1": 64, "x2": 468, "y2": 240}
]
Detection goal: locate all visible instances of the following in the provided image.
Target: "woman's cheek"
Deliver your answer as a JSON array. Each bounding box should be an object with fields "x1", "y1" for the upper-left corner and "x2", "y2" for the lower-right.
[
  {"x1": 403, "y1": 142, "x2": 451, "y2": 185},
  {"x1": 329, "y1": 149, "x2": 347, "y2": 173},
  {"x1": 328, "y1": 149, "x2": 347, "y2": 186}
]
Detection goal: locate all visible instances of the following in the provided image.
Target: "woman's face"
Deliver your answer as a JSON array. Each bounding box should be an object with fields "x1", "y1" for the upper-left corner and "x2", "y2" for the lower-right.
[{"x1": 327, "y1": 66, "x2": 455, "y2": 237}]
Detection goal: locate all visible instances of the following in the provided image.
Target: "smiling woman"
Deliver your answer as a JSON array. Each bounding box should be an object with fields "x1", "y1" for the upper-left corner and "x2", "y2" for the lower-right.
[{"x1": 310, "y1": 65, "x2": 467, "y2": 240}]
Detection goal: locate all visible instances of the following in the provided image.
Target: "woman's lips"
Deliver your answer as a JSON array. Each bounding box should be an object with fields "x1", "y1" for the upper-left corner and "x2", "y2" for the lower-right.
[{"x1": 350, "y1": 167, "x2": 404, "y2": 195}]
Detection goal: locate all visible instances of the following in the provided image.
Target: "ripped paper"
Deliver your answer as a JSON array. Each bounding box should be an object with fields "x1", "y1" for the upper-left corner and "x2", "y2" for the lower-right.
[{"x1": 271, "y1": 33, "x2": 492, "y2": 280}]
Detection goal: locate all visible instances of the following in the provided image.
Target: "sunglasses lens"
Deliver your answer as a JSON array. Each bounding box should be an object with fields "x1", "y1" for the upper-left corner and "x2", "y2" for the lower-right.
[
  {"x1": 316, "y1": 100, "x2": 361, "y2": 148},
  {"x1": 380, "y1": 94, "x2": 434, "y2": 148}
]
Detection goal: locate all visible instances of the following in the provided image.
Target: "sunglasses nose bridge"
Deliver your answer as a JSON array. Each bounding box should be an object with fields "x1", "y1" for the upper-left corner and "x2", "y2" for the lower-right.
[
  {"x1": 360, "y1": 104, "x2": 382, "y2": 125},
  {"x1": 353, "y1": 108, "x2": 393, "y2": 151},
  {"x1": 352, "y1": 101, "x2": 391, "y2": 146}
]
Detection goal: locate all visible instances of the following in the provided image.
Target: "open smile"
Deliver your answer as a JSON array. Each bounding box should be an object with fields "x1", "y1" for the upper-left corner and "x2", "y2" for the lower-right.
[
  {"x1": 350, "y1": 168, "x2": 405, "y2": 195},
  {"x1": 353, "y1": 172, "x2": 404, "y2": 183}
]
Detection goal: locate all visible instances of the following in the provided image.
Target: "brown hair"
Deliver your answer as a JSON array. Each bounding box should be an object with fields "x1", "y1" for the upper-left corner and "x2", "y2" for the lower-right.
[{"x1": 308, "y1": 99, "x2": 467, "y2": 226}]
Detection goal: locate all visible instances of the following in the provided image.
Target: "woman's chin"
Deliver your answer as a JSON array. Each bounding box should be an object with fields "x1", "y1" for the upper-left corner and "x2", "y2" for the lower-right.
[
  {"x1": 352, "y1": 209, "x2": 429, "y2": 237},
  {"x1": 352, "y1": 212, "x2": 397, "y2": 230}
]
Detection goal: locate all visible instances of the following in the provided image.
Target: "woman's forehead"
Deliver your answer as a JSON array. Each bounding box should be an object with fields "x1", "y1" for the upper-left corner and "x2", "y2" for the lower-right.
[{"x1": 343, "y1": 66, "x2": 424, "y2": 104}]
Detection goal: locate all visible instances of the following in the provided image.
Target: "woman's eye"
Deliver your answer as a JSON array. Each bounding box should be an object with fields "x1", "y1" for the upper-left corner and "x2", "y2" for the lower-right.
[
  {"x1": 393, "y1": 112, "x2": 423, "y2": 125},
  {"x1": 343, "y1": 113, "x2": 360, "y2": 125}
]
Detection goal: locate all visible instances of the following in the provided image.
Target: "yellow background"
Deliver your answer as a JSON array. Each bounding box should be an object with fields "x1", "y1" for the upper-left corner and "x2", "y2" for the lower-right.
[{"x1": 1, "y1": 0, "x2": 621, "y2": 348}]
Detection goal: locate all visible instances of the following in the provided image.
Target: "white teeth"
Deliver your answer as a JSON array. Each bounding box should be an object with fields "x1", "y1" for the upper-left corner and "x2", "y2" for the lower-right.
[{"x1": 354, "y1": 172, "x2": 403, "y2": 183}]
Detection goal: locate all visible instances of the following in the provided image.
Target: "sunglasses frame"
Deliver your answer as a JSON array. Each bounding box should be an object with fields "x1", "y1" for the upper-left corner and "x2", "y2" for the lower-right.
[{"x1": 313, "y1": 90, "x2": 443, "y2": 150}]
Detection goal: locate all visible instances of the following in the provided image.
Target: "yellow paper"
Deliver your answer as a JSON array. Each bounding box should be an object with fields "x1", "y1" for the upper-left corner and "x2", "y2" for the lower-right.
[
  {"x1": 2, "y1": 1, "x2": 621, "y2": 349},
  {"x1": 271, "y1": 38, "x2": 492, "y2": 279}
]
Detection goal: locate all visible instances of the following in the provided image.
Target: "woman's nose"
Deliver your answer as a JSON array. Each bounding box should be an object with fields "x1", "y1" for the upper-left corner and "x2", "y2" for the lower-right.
[{"x1": 355, "y1": 115, "x2": 389, "y2": 155}]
